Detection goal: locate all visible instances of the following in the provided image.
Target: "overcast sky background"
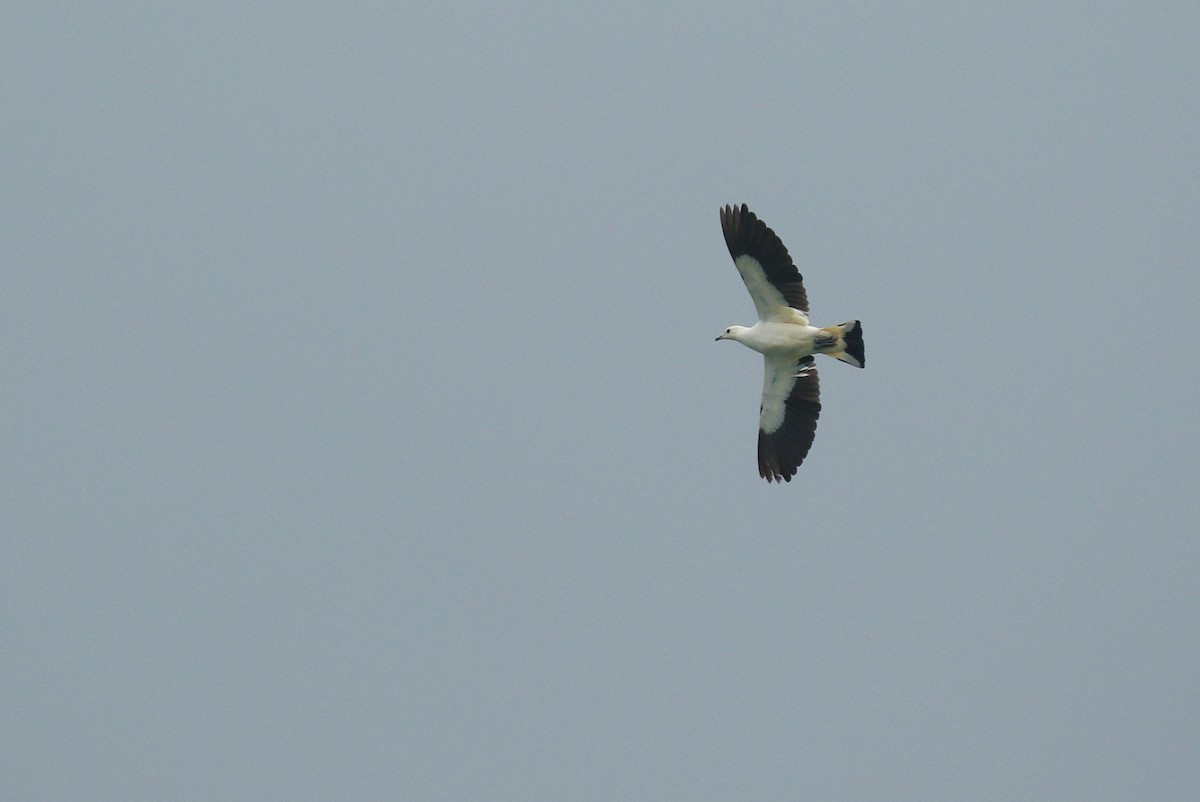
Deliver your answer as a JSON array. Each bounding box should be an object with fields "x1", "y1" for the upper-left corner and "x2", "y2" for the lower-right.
[{"x1": 4, "y1": 2, "x2": 1198, "y2": 799}]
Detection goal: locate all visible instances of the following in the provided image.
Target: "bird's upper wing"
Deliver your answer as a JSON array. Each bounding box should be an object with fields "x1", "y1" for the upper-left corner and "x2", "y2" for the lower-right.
[
  {"x1": 720, "y1": 203, "x2": 809, "y2": 323},
  {"x1": 758, "y1": 355, "x2": 821, "y2": 483}
]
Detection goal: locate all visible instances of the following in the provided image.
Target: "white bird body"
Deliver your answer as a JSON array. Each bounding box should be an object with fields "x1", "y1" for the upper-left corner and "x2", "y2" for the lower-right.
[
  {"x1": 715, "y1": 204, "x2": 865, "y2": 482},
  {"x1": 717, "y1": 321, "x2": 824, "y2": 358}
]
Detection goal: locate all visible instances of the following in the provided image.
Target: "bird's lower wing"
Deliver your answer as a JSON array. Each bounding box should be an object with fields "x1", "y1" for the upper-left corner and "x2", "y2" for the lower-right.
[{"x1": 758, "y1": 356, "x2": 821, "y2": 483}]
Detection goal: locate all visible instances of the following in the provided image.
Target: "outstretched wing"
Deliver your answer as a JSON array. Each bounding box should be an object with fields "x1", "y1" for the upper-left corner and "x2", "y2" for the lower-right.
[
  {"x1": 758, "y1": 355, "x2": 821, "y2": 483},
  {"x1": 720, "y1": 204, "x2": 809, "y2": 323}
]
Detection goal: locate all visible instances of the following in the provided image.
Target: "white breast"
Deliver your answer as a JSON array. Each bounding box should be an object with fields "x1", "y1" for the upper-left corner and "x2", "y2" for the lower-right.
[{"x1": 740, "y1": 322, "x2": 821, "y2": 358}]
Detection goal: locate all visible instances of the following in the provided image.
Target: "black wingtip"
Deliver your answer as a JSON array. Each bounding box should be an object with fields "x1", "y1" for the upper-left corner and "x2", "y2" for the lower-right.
[
  {"x1": 757, "y1": 400, "x2": 821, "y2": 483},
  {"x1": 719, "y1": 204, "x2": 758, "y2": 257}
]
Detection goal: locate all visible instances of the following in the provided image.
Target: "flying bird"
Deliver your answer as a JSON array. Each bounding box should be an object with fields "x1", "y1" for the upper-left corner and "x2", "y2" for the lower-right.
[{"x1": 716, "y1": 204, "x2": 865, "y2": 482}]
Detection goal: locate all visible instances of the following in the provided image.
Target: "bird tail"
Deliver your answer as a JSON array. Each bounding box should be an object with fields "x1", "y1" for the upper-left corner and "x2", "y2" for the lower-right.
[{"x1": 824, "y1": 320, "x2": 865, "y2": 368}]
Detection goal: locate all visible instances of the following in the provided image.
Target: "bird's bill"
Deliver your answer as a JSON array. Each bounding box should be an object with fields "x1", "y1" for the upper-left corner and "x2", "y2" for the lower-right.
[{"x1": 715, "y1": 333, "x2": 727, "y2": 341}]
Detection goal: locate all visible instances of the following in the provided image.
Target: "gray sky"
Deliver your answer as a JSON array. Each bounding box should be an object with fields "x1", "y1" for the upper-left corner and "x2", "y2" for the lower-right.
[{"x1": 4, "y1": 2, "x2": 1198, "y2": 799}]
